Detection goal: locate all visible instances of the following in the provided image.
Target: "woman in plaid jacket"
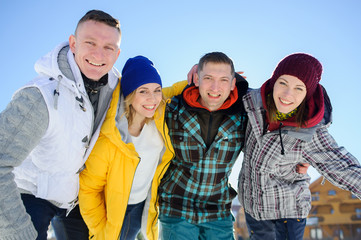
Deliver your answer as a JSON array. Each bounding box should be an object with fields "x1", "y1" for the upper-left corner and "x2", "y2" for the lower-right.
[{"x1": 238, "y1": 53, "x2": 361, "y2": 240}]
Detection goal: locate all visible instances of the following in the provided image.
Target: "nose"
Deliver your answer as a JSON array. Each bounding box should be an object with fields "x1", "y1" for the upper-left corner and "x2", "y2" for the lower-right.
[
  {"x1": 283, "y1": 87, "x2": 292, "y2": 96},
  {"x1": 210, "y1": 80, "x2": 219, "y2": 91},
  {"x1": 92, "y1": 46, "x2": 104, "y2": 59},
  {"x1": 146, "y1": 92, "x2": 157, "y2": 101}
]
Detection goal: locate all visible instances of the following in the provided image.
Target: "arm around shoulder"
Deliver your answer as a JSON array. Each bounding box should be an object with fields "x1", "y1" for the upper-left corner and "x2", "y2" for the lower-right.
[{"x1": 162, "y1": 80, "x2": 188, "y2": 99}]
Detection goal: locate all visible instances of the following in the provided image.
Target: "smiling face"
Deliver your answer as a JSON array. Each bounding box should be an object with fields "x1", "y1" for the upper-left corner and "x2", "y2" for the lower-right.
[
  {"x1": 195, "y1": 62, "x2": 236, "y2": 111},
  {"x1": 273, "y1": 74, "x2": 307, "y2": 113},
  {"x1": 131, "y1": 83, "x2": 163, "y2": 121},
  {"x1": 69, "y1": 20, "x2": 121, "y2": 81}
]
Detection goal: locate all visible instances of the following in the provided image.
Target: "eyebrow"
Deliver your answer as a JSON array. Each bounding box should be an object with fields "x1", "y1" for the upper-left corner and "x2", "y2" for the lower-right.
[
  {"x1": 138, "y1": 86, "x2": 162, "y2": 90},
  {"x1": 82, "y1": 35, "x2": 119, "y2": 48},
  {"x1": 279, "y1": 77, "x2": 306, "y2": 88},
  {"x1": 203, "y1": 74, "x2": 230, "y2": 79}
]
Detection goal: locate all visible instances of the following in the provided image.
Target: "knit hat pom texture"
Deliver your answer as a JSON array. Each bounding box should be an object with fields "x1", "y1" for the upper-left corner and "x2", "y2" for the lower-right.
[
  {"x1": 121, "y1": 56, "x2": 162, "y2": 99},
  {"x1": 270, "y1": 53, "x2": 322, "y2": 100}
]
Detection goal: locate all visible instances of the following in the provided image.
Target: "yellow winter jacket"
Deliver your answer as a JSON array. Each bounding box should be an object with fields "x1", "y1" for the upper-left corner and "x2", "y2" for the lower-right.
[{"x1": 79, "y1": 80, "x2": 187, "y2": 240}]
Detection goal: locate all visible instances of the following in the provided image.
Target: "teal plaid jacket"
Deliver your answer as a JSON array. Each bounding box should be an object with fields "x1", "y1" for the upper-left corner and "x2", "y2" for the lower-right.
[{"x1": 158, "y1": 84, "x2": 247, "y2": 224}]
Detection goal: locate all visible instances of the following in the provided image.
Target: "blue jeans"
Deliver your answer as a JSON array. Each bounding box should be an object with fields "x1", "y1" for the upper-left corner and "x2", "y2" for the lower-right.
[
  {"x1": 159, "y1": 214, "x2": 235, "y2": 240},
  {"x1": 245, "y1": 212, "x2": 306, "y2": 240},
  {"x1": 21, "y1": 194, "x2": 88, "y2": 240},
  {"x1": 51, "y1": 205, "x2": 89, "y2": 240},
  {"x1": 119, "y1": 200, "x2": 145, "y2": 240}
]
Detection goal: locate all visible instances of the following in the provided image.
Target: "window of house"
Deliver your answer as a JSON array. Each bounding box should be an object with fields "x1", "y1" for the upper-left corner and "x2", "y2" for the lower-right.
[
  {"x1": 356, "y1": 208, "x2": 361, "y2": 219},
  {"x1": 328, "y1": 190, "x2": 336, "y2": 196},
  {"x1": 310, "y1": 208, "x2": 317, "y2": 215},
  {"x1": 312, "y1": 191, "x2": 320, "y2": 201},
  {"x1": 310, "y1": 228, "x2": 323, "y2": 239}
]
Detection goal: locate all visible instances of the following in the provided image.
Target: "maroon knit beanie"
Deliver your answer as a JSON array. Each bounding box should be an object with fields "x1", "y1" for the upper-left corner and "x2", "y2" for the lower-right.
[{"x1": 269, "y1": 53, "x2": 323, "y2": 100}]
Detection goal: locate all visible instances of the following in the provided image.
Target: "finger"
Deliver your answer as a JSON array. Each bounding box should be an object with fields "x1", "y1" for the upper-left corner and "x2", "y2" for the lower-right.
[{"x1": 187, "y1": 64, "x2": 198, "y2": 84}]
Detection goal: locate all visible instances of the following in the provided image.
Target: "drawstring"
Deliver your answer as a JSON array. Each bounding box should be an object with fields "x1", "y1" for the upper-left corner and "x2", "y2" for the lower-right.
[
  {"x1": 53, "y1": 75, "x2": 63, "y2": 110},
  {"x1": 278, "y1": 122, "x2": 285, "y2": 155},
  {"x1": 52, "y1": 75, "x2": 86, "y2": 112}
]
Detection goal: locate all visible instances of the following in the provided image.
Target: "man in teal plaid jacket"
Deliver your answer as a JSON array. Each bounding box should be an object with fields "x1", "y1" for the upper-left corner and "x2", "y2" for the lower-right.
[{"x1": 158, "y1": 52, "x2": 248, "y2": 240}]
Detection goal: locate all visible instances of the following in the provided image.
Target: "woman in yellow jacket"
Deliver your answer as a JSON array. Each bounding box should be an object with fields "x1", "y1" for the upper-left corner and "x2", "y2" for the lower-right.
[{"x1": 79, "y1": 56, "x2": 185, "y2": 240}]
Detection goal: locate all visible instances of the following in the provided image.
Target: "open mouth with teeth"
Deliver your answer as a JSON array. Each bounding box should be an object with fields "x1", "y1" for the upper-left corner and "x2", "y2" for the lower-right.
[
  {"x1": 87, "y1": 59, "x2": 105, "y2": 67},
  {"x1": 279, "y1": 98, "x2": 293, "y2": 105},
  {"x1": 208, "y1": 93, "x2": 221, "y2": 98},
  {"x1": 143, "y1": 105, "x2": 156, "y2": 110}
]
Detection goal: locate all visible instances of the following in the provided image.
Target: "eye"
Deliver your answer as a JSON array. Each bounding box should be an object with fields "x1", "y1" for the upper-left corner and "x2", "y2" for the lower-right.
[
  {"x1": 105, "y1": 46, "x2": 115, "y2": 51},
  {"x1": 296, "y1": 87, "x2": 304, "y2": 91},
  {"x1": 85, "y1": 41, "x2": 95, "y2": 46},
  {"x1": 279, "y1": 81, "x2": 287, "y2": 86},
  {"x1": 155, "y1": 89, "x2": 162, "y2": 93}
]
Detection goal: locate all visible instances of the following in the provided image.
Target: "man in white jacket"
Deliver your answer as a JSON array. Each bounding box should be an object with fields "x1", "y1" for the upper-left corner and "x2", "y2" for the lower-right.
[{"x1": 0, "y1": 10, "x2": 121, "y2": 240}]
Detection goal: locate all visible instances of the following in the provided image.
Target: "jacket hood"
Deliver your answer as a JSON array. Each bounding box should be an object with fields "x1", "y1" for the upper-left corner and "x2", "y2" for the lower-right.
[
  {"x1": 34, "y1": 42, "x2": 75, "y2": 80},
  {"x1": 100, "y1": 82, "x2": 128, "y2": 144},
  {"x1": 260, "y1": 78, "x2": 328, "y2": 131},
  {"x1": 34, "y1": 42, "x2": 119, "y2": 87},
  {"x1": 180, "y1": 72, "x2": 248, "y2": 115}
]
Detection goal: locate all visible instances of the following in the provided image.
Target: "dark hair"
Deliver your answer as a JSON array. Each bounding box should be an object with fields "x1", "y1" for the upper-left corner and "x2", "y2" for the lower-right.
[
  {"x1": 197, "y1": 52, "x2": 235, "y2": 77},
  {"x1": 75, "y1": 10, "x2": 121, "y2": 34},
  {"x1": 266, "y1": 91, "x2": 308, "y2": 128}
]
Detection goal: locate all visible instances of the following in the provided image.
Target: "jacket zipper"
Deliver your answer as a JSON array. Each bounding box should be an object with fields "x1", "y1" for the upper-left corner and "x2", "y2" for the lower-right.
[{"x1": 278, "y1": 122, "x2": 285, "y2": 155}]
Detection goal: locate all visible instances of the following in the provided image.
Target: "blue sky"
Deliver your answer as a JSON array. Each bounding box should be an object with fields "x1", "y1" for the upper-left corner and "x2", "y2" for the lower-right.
[{"x1": 1, "y1": 0, "x2": 360, "y2": 185}]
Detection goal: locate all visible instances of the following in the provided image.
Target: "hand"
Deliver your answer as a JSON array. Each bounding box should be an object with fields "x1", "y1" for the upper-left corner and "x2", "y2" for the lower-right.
[
  {"x1": 296, "y1": 163, "x2": 310, "y2": 174},
  {"x1": 187, "y1": 64, "x2": 198, "y2": 85}
]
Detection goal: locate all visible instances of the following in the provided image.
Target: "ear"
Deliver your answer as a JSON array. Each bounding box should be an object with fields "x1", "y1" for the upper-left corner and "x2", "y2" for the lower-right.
[
  {"x1": 194, "y1": 73, "x2": 200, "y2": 87},
  {"x1": 230, "y1": 77, "x2": 236, "y2": 90},
  {"x1": 69, "y1": 35, "x2": 76, "y2": 53}
]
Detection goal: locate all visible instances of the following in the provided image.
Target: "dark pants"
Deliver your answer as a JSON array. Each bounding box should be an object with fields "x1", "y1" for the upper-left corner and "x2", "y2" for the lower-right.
[
  {"x1": 245, "y1": 212, "x2": 306, "y2": 240},
  {"x1": 51, "y1": 205, "x2": 89, "y2": 240},
  {"x1": 21, "y1": 194, "x2": 88, "y2": 240},
  {"x1": 119, "y1": 200, "x2": 145, "y2": 240}
]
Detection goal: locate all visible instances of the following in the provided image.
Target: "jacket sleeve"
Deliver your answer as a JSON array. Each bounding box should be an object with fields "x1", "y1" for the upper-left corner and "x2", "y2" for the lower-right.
[
  {"x1": 79, "y1": 134, "x2": 110, "y2": 235},
  {"x1": 162, "y1": 80, "x2": 188, "y2": 99},
  {"x1": 0, "y1": 87, "x2": 48, "y2": 239},
  {"x1": 306, "y1": 126, "x2": 361, "y2": 199}
]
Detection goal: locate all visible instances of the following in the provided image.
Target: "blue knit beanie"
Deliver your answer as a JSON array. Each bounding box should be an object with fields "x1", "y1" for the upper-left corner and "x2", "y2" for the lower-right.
[{"x1": 121, "y1": 56, "x2": 162, "y2": 99}]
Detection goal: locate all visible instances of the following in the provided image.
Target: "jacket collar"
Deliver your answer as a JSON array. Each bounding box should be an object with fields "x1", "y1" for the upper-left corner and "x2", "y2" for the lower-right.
[
  {"x1": 182, "y1": 85, "x2": 238, "y2": 112},
  {"x1": 179, "y1": 72, "x2": 249, "y2": 115}
]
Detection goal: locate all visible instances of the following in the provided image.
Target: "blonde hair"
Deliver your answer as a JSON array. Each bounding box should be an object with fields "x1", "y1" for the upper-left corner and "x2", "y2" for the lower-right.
[{"x1": 123, "y1": 90, "x2": 166, "y2": 126}]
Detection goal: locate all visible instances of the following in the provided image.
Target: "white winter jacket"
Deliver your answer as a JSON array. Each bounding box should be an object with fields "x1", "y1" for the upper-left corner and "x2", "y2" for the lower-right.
[{"x1": 13, "y1": 42, "x2": 119, "y2": 209}]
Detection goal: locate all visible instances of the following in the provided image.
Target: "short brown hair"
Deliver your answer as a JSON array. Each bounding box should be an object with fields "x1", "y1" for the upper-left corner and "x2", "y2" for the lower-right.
[
  {"x1": 198, "y1": 52, "x2": 235, "y2": 77},
  {"x1": 75, "y1": 10, "x2": 121, "y2": 35}
]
